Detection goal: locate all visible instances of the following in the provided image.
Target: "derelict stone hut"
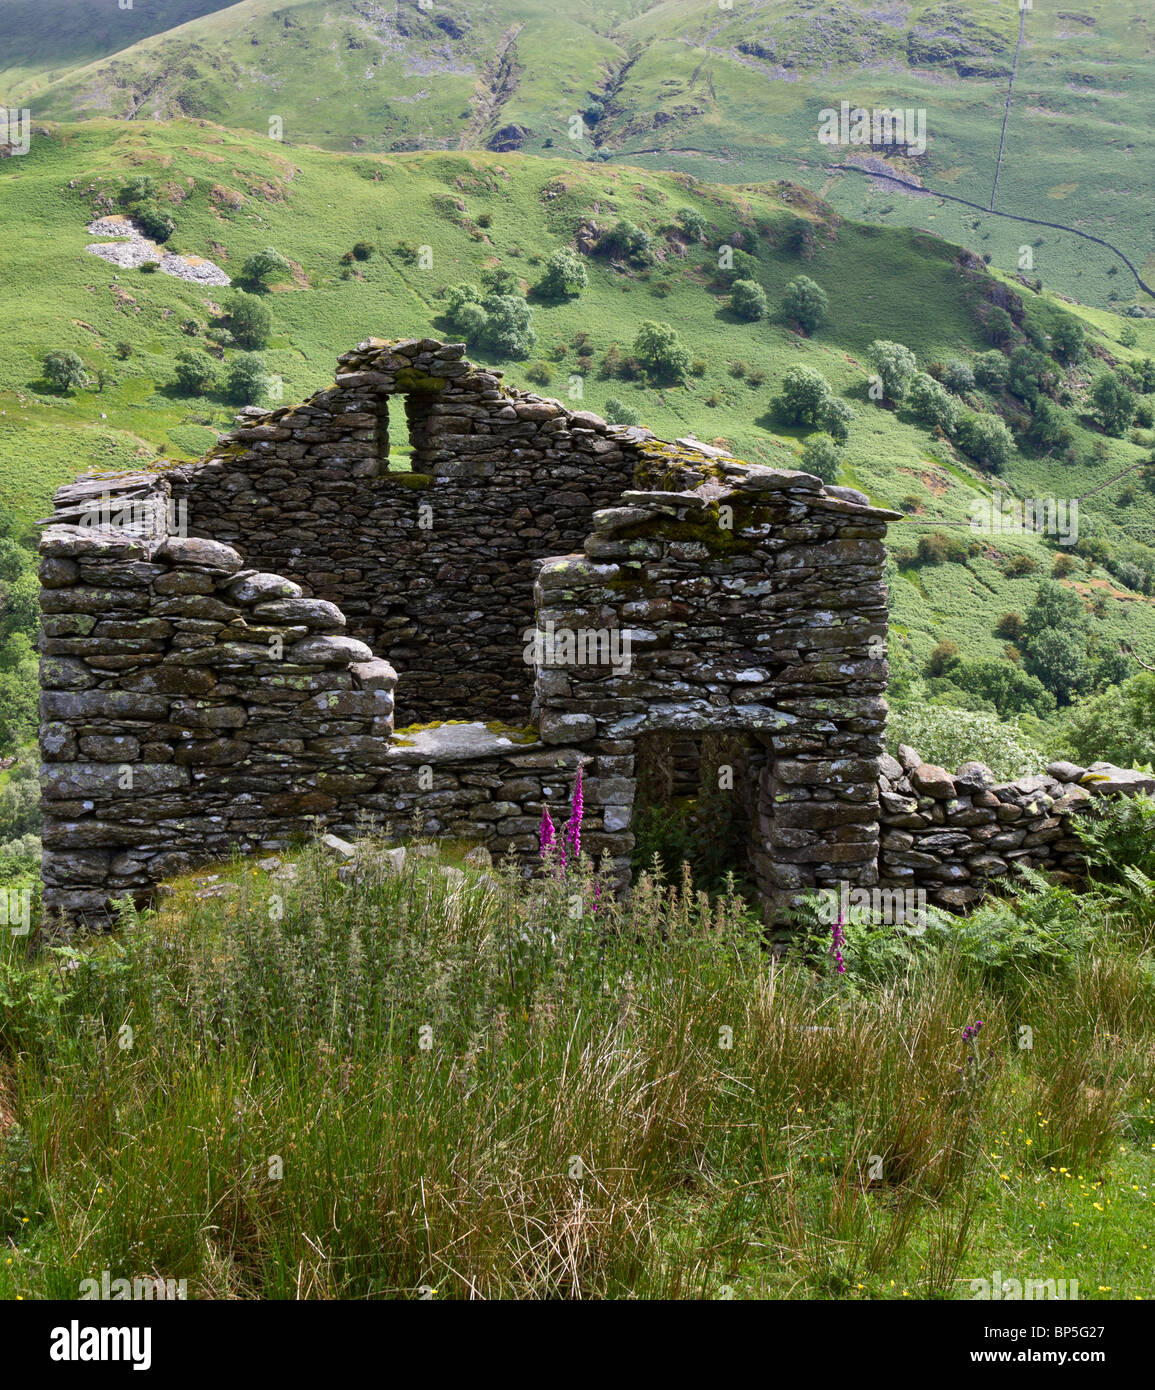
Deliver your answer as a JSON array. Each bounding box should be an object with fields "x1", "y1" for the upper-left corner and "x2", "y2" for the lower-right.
[{"x1": 37, "y1": 336, "x2": 902, "y2": 925}]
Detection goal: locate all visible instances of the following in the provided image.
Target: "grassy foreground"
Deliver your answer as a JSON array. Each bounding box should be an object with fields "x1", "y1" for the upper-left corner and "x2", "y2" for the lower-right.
[{"x1": 1, "y1": 833, "x2": 1152, "y2": 1300}]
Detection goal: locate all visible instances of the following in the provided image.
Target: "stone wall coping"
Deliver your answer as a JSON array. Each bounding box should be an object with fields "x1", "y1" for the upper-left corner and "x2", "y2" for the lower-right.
[{"x1": 385, "y1": 721, "x2": 543, "y2": 764}]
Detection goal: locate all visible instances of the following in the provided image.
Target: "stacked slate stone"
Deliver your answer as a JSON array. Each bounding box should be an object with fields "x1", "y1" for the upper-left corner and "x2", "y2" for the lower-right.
[
  {"x1": 877, "y1": 746, "x2": 1155, "y2": 909},
  {"x1": 38, "y1": 470, "x2": 594, "y2": 926},
  {"x1": 165, "y1": 337, "x2": 646, "y2": 726},
  {"x1": 38, "y1": 472, "x2": 396, "y2": 923},
  {"x1": 532, "y1": 449, "x2": 903, "y2": 916}
]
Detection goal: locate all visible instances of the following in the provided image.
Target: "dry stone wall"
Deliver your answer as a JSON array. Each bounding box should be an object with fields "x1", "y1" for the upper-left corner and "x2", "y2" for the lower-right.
[
  {"x1": 38, "y1": 472, "x2": 598, "y2": 919},
  {"x1": 878, "y1": 746, "x2": 1155, "y2": 910},
  {"x1": 530, "y1": 451, "x2": 901, "y2": 917}
]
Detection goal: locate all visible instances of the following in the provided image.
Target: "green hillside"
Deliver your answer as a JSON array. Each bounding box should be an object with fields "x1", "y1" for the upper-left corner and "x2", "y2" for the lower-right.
[
  {"x1": 0, "y1": 0, "x2": 239, "y2": 93},
  {"x1": 12, "y1": 0, "x2": 1155, "y2": 309},
  {"x1": 3, "y1": 119, "x2": 1155, "y2": 724}
]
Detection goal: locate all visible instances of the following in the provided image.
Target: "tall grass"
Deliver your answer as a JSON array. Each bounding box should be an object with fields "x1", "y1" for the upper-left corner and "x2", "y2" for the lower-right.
[{"x1": 1, "y1": 839, "x2": 1152, "y2": 1299}]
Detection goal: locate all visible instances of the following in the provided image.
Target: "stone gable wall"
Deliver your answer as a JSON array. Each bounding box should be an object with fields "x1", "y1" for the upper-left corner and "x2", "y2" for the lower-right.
[{"x1": 163, "y1": 337, "x2": 643, "y2": 726}]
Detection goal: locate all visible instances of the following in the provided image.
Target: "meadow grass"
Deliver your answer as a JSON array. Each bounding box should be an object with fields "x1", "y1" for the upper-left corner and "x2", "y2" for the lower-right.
[{"x1": 1, "y1": 837, "x2": 1151, "y2": 1300}]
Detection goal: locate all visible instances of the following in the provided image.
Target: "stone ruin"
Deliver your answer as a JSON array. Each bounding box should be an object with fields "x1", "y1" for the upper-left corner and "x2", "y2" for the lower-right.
[{"x1": 37, "y1": 337, "x2": 1155, "y2": 928}]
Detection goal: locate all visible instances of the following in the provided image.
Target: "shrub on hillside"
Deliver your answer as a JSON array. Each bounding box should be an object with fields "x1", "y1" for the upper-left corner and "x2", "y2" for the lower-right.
[
  {"x1": 676, "y1": 207, "x2": 707, "y2": 241},
  {"x1": 974, "y1": 350, "x2": 1008, "y2": 390},
  {"x1": 133, "y1": 204, "x2": 175, "y2": 244},
  {"x1": 800, "y1": 432, "x2": 840, "y2": 483},
  {"x1": 225, "y1": 353, "x2": 268, "y2": 405},
  {"x1": 537, "y1": 248, "x2": 588, "y2": 300},
  {"x1": 227, "y1": 292, "x2": 272, "y2": 350},
  {"x1": 1050, "y1": 317, "x2": 1085, "y2": 364},
  {"x1": 239, "y1": 247, "x2": 291, "y2": 290},
  {"x1": 906, "y1": 372, "x2": 958, "y2": 433},
  {"x1": 598, "y1": 219, "x2": 652, "y2": 264},
  {"x1": 42, "y1": 350, "x2": 88, "y2": 393},
  {"x1": 1091, "y1": 370, "x2": 1136, "y2": 437},
  {"x1": 632, "y1": 321, "x2": 691, "y2": 382},
  {"x1": 956, "y1": 411, "x2": 1014, "y2": 472},
  {"x1": 887, "y1": 706, "x2": 1042, "y2": 780},
  {"x1": 729, "y1": 278, "x2": 768, "y2": 321},
  {"x1": 781, "y1": 275, "x2": 828, "y2": 334},
  {"x1": 868, "y1": 340, "x2": 918, "y2": 401},
  {"x1": 1061, "y1": 671, "x2": 1155, "y2": 770},
  {"x1": 603, "y1": 397, "x2": 641, "y2": 426},
  {"x1": 942, "y1": 359, "x2": 976, "y2": 394},
  {"x1": 171, "y1": 350, "x2": 218, "y2": 396}
]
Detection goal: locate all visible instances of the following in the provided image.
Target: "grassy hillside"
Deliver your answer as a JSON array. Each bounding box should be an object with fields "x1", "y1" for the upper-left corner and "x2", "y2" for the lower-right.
[
  {"x1": 4, "y1": 121, "x2": 1155, "y2": 706},
  {"x1": 0, "y1": 0, "x2": 240, "y2": 94},
  {"x1": 12, "y1": 0, "x2": 1155, "y2": 310}
]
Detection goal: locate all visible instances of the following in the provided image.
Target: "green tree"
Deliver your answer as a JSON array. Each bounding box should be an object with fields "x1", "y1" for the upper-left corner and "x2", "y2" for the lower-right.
[
  {"x1": 225, "y1": 353, "x2": 268, "y2": 405},
  {"x1": 227, "y1": 291, "x2": 272, "y2": 350},
  {"x1": 983, "y1": 305, "x2": 1015, "y2": 346},
  {"x1": 537, "y1": 248, "x2": 588, "y2": 300},
  {"x1": 1050, "y1": 317, "x2": 1084, "y2": 364},
  {"x1": 42, "y1": 350, "x2": 88, "y2": 392},
  {"x1": 906, "y1": 373, "x2": 958, "y2": 433},
  {"x1": 822, "y1": 397, "x2": 854, "y2": 445},
  {"x1": 599, "y1": 219, "x2": 652, "y2": 263},
  {"x1": 134, "y1": 204, "x2": 175, "y2": 244},
  {"x1": 947, "y1": 659, "x2": 1056, "y2": 718},
  {"x1": 1091, "y1": 369, "x2": 1136, "y2": 437},
  {"x1": 118, "y1": 175, "x2": 156, "y2": 207},
  {"x1": 482, "y1": 265, "x2": 522, "y2": 297},
  {"x1": 1023, "y1": 626, "x2": 1088, "y2": 705},
  {"x1": 800, "y1": 432, "x2": 840, "y2": 483},
  {"x1": 782, "y1": 276, "x2": 828, "y2": 334},
  {"x1": 956, "y1": 412, "x2": 1014, "y2": 472},
  {"x1": 1007, "y1": 346, "x2": 1056, "y2": 406},
  {"x1": 730, "y1": 278, "x2": 769, "y2": 321},
  {"x1": 942, "y1": 359, "x2": 975, "y2": 394},
  {"x1": 868, "y1": 340, "x2": 918, "y2": 401},
  {"x1": 632, "y1": 321, "x2": 691, "y2": 382},
  {"x1": 478, "y1": 294, "x2": 535, "y2": 356},
  {"x1": 1025, "y1": 398, "x2": 1072, "y2": 453},
  {"x1": 1021, "y1": 581, "x2": 1091, "y2": 704},
  {"x1": 172, "y1": 350, "x2": 218, "y2": 396},
  {"x1": 676, "y1": 207, "x2": 707, "y2": 241},
  {"x1": 445, "y1": 282, "x2": 482, "y2": 318},
  {"x1": 974, "y1": 350, "x2": 1008, "y2": 390},
  {"x1": 1062, "y1": 671, "x2": 1155, "y2": 768},
  {"x1": 603, "y1": 397, "x2": 641, "y2": 427},
  {"x1": 239, "y1": 247, "x2": 291, "y2": 290},
  {"x1": 774, "y1": 364, "x2": 833, "y2": 427}
]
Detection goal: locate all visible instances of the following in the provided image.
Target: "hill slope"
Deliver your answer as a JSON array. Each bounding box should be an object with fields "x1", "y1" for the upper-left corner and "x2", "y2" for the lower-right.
[
  {"x1": 12, "y1": 0, "x2": 1155, "y2": 310},
  {"x1": 2, "y1": 121, "x2": 1155, "y2": 713}
]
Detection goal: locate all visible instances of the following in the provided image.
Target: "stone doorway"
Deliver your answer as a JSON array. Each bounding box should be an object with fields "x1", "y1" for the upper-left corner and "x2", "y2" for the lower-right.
[{"x1": 630, "y1": 729, "x2": 774, "y2": 903}]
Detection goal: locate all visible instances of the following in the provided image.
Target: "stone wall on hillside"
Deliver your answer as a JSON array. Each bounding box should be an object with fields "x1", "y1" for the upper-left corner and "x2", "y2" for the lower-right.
[
  {"x1": 530, "y1": 457, "x2": 901, "y2": 918},
  {"x1": 878, "y1": 745, "x2": 1155, "y2": 911},
  {"x1": 37, "y1": 472, "x2": 597, "y2": 918}
]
